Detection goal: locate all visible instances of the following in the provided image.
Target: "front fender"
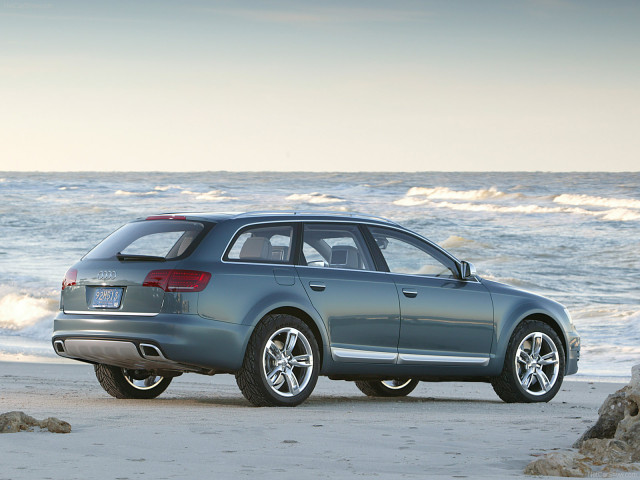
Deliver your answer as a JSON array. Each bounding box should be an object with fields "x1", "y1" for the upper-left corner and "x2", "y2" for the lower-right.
[{"x1": 490, "y1": 301, "x2": 569, "y2": 376}]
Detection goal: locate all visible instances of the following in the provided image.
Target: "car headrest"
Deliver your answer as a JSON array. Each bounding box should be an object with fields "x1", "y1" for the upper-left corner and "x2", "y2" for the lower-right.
[
  {"x1": 239, "y1": 236, "x2": 273, "y2": 260},
  {"x1": 330, "y1": 245, "x2": 361, "y2": 269}
]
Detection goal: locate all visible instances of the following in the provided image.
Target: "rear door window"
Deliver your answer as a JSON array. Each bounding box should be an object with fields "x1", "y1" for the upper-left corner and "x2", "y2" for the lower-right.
[
  {"x1": 83, "y1": 220, "x2": 206, "y2": 261},
  {"x1": 301, "y1": 223, "x2": 374, "y2": 270}
]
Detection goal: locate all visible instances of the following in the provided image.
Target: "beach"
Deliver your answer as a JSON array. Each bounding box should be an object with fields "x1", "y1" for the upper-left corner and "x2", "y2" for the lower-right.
[{"x1": 0, "y1": 361, "x2": 629, "y2": 479}]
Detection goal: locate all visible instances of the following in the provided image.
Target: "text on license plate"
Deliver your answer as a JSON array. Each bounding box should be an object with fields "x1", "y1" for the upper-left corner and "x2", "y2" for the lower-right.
[{"x1": 90, "y1": 288, "x2": 123, "y2": 309}]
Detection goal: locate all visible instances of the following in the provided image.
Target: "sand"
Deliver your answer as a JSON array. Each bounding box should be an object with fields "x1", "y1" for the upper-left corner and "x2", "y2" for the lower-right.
[{"x1": 0, "y1": 361, "x2": 632, "y2": 479}]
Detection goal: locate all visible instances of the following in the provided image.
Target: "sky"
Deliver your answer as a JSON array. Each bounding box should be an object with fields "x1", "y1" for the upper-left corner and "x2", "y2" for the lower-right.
[{"x1": 1, "y1": 0, "x2": 639, "y2": 172}]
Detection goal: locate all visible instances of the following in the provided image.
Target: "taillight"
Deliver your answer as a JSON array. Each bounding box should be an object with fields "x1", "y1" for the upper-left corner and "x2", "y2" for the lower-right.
[
  {"x1": 62, "y1": 268, "x2": 77, "y2": 290},
  {"x1": 143, "y1": 269, "x2": 211, "y2": 292}
]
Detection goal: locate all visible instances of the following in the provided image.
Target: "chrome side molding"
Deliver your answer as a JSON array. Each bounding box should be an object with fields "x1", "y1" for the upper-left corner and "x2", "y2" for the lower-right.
[
  {"x1": 331, "y1": 347, "x2": 490, "y2": 366},
  {"x1": 331, "y1": 347, "x2": 397, "y2": 364},
  {"x1": 397, "y1": 353, "x2": 490, "y2": 366}
]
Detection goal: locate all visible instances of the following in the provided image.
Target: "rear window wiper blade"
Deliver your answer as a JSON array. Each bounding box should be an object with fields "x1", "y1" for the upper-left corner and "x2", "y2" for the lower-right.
[{"x1": 116, "y1": 253, "x2": 166, "y2": 262}]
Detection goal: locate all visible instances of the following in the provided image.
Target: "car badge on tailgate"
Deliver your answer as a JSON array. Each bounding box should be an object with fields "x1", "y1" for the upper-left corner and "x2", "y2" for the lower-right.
[{"x1": 97, "y1": 270, "x2": 117, "y2": 280}]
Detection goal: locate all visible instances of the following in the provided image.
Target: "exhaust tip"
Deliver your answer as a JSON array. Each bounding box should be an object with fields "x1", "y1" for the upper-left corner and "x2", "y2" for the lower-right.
[
  {"x1": 54, "y1": 340, "x2": 66, "y2": 353},
  {"x1": 140, "y1": 343, "x2": 163, "y2": 359}
]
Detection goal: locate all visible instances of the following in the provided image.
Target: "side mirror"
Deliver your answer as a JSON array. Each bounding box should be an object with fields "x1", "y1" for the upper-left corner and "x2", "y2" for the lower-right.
[{"x1": 461, "y1": 261, "x2": 476, "y2": 279}]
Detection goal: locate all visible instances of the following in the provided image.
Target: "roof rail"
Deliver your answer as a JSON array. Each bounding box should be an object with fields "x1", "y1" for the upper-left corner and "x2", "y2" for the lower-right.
[{"x1": 231, "y1": 210, "x2": 399, "y2": 226}]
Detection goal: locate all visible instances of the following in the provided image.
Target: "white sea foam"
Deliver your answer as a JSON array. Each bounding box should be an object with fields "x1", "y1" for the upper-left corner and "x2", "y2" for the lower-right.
[
  {"x1": 0, "y1": 289, "x2": 58, "y2": 334},
  {"x1": 554, "y1": 193, "x2": 640, "y2": 210},
  {"x1": 440, "y1": 235, "x2": 474, "y2": 249},
  {"x1": 58, "y1": 186, "x2": 78, "y2": 190},
  {"x1": 115, "y1": 189, "x2": 158, "y2": 196},
  {"x1": 286, "y1": 192, "x2": 345, "y2": 204},
  {"x1": 180, "y1": 189, "x2": 237, "y2": 201},
  {"x1": 393, "y1": 197, "x2": 640, "y2": 221},
  {"x1": 154, "y1": 185, "x2": 182, "y2": 191},
  {"x1": 405, "y1": 186, "x2": 505, "y2": 201}
]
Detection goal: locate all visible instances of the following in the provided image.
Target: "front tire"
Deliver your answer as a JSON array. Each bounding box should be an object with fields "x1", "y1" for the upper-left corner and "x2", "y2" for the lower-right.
[
  {"x1": 236, "y1": 314, "x2": 320, "y2": 407},
  {"x1": 94, "y1": 364, "x2": 172, "y2": 399},
  {"x1": 491, "y1": 320, "x2": 565, "y2": 403},
  {"x1": 355, "y1": 379, "x2": 419, "y2": 397}
]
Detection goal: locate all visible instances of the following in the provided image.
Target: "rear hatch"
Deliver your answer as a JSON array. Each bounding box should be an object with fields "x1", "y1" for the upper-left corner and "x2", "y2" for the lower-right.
[{"x1": 62, "y1": 217, "x2": 211, "y2": 315}]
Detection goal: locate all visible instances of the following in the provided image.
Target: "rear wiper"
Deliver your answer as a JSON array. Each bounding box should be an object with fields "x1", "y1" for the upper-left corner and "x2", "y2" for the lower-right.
[{"x1": 116, "y1": 253, "x2": 166, "y2": 262}]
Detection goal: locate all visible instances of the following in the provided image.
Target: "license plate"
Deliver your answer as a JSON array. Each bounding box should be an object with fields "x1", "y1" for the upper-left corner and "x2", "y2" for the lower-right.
[{"x1": 90, "y1": 288, "x2": 123, "y2": 309}]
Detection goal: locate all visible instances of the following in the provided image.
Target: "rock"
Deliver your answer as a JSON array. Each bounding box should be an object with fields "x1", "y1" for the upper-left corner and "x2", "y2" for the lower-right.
[
  {"x1": 524, "y1": 452, "x2": 591, "y2": 477},
  {"x1": 580, "y1": 438, "x2": 632, "y2": 465},
  {"x1": 525, "y1": 364, "x2": 640, "y2": 477},
  {"x1": 573, "y1": 387, "x2": 630, "y2": 448},
  {"x1": 0, "y1": 411, "x2": 71, "y2": 434}
]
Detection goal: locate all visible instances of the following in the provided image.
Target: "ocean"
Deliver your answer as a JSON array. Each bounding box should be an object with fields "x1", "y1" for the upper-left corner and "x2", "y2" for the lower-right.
[{"x1": 0, "y1": 171, "x2": 638, "y2": 378}]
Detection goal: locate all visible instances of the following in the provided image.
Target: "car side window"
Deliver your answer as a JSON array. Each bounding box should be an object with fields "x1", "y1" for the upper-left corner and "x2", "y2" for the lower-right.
[
  {"x1": 301, "y1": 224, "x2": 374, "y2": 271},
  {"x1": 226, "y1": 225, "x2": 293, "y2": 263},
  {"x1": 368, "y1": 227, "x2": 458, "y2": 278}
]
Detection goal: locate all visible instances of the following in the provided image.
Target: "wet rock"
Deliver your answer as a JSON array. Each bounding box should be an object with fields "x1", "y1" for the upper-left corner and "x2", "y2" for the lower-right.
[
  {"x1": 0, "y1": 411, "x2": 71, "y2": 434},
  {"x1": 573, "y1": 387, "x2": 630, "y2": 448},
  {"x1": 580, "y1": 438, "x2": 632, "y2": 465},
  {"x1": 525, "y1": 364, "x2": 640, "y2": 476},
  {"x1": 524, "y1": 452, "x2": 591, "y2": 477}
]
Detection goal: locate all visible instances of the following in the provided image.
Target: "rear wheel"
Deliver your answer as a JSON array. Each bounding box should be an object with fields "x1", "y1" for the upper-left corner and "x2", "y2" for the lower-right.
[
  {"x1": 236, "y1": 314, "x2": 320, "y2": 407},
  {"x1": 491, "y1": 320, "x2": 565, "y2": 403},
  {"x1": 355, "y1": 378, "x2": 419, "y2": 397},
  {"x1": 94, "y1": 364, "x2": 172, "y2": 399}
]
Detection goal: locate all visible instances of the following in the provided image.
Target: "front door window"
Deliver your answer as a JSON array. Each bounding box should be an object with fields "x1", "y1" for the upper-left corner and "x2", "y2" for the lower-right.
[{"x1": 368, "y1": 227, "x2": 458, "y2": 278}]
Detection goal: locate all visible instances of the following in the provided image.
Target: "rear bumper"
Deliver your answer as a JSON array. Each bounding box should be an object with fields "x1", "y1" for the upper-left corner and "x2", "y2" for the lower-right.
[{"x1": 52, "y1": 312, "x2": 251, "y2": 373}]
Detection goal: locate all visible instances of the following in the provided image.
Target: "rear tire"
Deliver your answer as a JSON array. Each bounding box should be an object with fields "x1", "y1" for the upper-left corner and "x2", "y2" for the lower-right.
[
  {"x1": 94, "y1": 364, "x2": 172, "y2": 399},
  {"x1": 236, "y1": 314, "x2": 320, "y2": 407},
  {"x1": 355, "y1": 379, "x2": 419, "y2": 397},
  {"x1": 491, "y1": 320, "x2": 565, "y2": 403}
]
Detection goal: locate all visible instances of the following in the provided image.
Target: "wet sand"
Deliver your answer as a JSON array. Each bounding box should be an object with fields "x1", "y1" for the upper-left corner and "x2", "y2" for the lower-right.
[{"x1": 0, "y1": 361, "x2": 628, "y2": 479}]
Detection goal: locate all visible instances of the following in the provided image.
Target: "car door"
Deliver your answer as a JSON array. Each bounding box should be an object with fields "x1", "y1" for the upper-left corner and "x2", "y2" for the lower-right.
[
  {"x1": 366, "y1": 226, "x2": 494, "y2": 366},
  {"x1": 295, "y1": 223, "x2": 400, "y2": 364}
]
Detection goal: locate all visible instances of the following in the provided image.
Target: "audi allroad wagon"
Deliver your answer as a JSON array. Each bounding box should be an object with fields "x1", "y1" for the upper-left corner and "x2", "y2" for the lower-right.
[{"x1": 53, "y1": 212, "x2": 580, "y2": 406}]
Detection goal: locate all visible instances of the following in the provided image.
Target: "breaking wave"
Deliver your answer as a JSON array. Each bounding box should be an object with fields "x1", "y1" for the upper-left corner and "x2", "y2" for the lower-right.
[
  {"x1": 554, "y1": 194, "x2": 640, "y2": 210},
  {"x1": 394, "y1": 198, "x2": 640, "y2": 221},
  {"x1": 286, "y1": 192, "x2": 345, "y2": 204},
  {"x1": 153, "y1": 184, "x2": 183, "y2": 191},
  {"x1": 0, "y1": 287, "x2": 58, "y2": 341},
  {"x1": 405, "y1": 186, "x2": 505, "y2": 201},
  {"x1": 180, "y1": 189, "x2": 237, "y2": 201},
  {"x1": 440, "y1": 235, "x2": 476, "y2": 249},
  {"x1": 115, "y1": 189, "x2": 158, "y2": 196}
]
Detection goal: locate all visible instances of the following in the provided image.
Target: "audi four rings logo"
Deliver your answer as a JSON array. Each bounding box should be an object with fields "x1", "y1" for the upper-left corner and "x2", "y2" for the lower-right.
[{"x1": 97, "y1": 271, "x2": 117, "y2": 280}]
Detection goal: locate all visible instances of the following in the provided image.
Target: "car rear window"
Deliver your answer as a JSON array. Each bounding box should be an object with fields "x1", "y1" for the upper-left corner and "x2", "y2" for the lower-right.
[
  {"x1": 83, "y1": 220, "x2": 207, "y2": 261},
  {"x1": 225, "y1": 224, "x2": 294, "y2": 263}
]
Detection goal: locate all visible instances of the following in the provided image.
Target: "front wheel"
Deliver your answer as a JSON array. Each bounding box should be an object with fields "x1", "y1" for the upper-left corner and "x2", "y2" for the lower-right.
[
  {"x1": 236, "y1": 314, "x2": 320, "y2": 407},
  {"x1": 94, "y1": 364, "x2": 172, "y2": 399},
  {"x1": 491, "y1": 320, "x2": 565, "y2": 403},
  {"x1": 355, "y1": 379, "x2": 419, "y2": 397}
]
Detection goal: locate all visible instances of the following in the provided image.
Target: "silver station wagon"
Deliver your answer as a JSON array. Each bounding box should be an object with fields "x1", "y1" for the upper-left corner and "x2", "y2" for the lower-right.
[{"x1": 53, "y1": 212, "x2": 580, "y2": 406}]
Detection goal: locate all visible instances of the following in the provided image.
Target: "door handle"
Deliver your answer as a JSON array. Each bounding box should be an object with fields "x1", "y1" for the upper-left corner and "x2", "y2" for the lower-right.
[
  {"x1": 309, "y1": 282, "x2": 326, "y2": 292},
  {"x1": 402, "y1": 288, "x2": 418, "y2": 298}
]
